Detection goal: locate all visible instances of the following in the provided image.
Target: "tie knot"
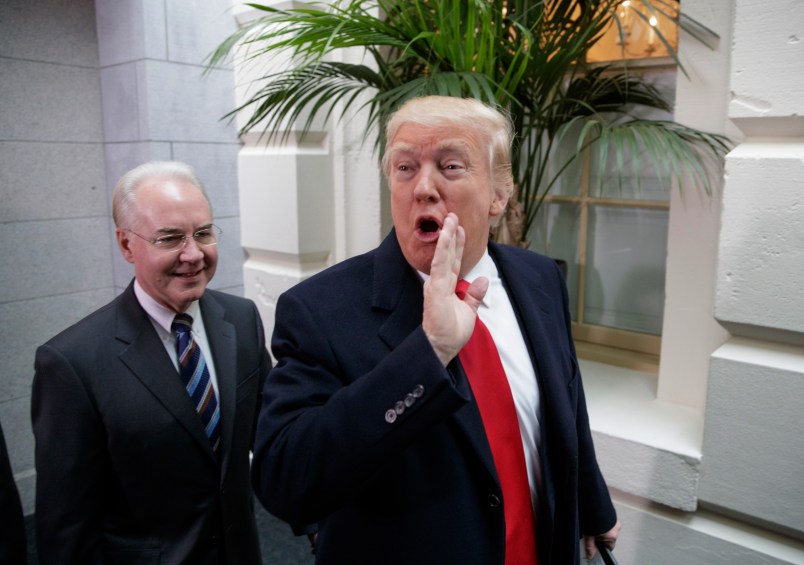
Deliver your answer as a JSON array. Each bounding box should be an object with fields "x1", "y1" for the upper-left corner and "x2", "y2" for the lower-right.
[
  {"x1": 455, "y1": 279, "x2": 470, "y2": 300},
  {"x1": 172, "y1": 313, "x2": 194, "y2": 334}
]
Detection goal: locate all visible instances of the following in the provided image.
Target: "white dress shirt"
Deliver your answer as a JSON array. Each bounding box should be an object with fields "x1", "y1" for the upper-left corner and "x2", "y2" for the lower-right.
[
  {"x1": 422, "y1": 251, "x2": 543, "y2": 512},
  {"x1": 133, "y1": 280, "x2": 220, "y2": 396}
]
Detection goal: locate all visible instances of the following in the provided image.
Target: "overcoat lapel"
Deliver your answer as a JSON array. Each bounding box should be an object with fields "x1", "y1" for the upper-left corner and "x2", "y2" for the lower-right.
[
  {"x1": 373, "y1": 232, "x2": 425, "y2": 350},
  {"x1": 115, "y1": 284, "x2": 217, "y2": 463},
  {"x1": 201, "y1": 292, "x2": 238, "y2": 478},
  {"x1": 490, "y1": 243, "x2": 577, "y2": 417},
  {"x1": 372, "y1": 232, "x2": 499, "y2": 483},
  {"x1": 489, "y1": 243, "x2": 557, "y2": 368},
  {"x1": 489, "y1": 243, "x2": 574, "y2": 532}
]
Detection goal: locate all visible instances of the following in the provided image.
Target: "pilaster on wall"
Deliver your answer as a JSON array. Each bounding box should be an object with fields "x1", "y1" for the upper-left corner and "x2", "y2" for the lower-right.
[
  {"x1": 238, "y1": 132, "x2": 335, "y2": 342},
  {"x1": 657, "y1": 0, "x2": 734, "y2": 412},
  {"x1": 231, "y1": 1, "x2": 383, "y2": 343},
  {"x1": 699, "y1": 0, "x2": 804, "y2": 539}
]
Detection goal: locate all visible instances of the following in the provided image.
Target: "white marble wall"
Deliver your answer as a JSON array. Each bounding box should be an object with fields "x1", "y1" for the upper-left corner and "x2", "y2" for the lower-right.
[
  {"x1": 232, "y1": 1, "x2": 385, "y2": 345},
  {"x1": 228, "y1": 1, "x2": 804, "y2": 563},
  {"x1": 616, "y1": 0, "x2": 804, "y2": 562},
  {"x1": 698, "y1": 0, "x2": 804, "y2": 540}
]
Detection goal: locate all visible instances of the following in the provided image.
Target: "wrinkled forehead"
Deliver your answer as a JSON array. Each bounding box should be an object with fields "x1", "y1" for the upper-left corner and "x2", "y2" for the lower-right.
[{"x1": 386, "y1": 123, "x2": 490, "y2": 164}]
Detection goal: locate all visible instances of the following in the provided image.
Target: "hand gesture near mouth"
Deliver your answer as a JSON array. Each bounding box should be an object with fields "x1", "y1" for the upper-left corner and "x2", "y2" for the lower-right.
[{"x1": 422, "y1": 213, "x2": 488, "y2": 366}]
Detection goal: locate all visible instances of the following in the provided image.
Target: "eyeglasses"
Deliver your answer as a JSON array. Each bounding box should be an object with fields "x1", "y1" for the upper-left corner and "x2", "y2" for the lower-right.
[{"x1": 126, "y1": 225, "x2": 222, "y2": 252}]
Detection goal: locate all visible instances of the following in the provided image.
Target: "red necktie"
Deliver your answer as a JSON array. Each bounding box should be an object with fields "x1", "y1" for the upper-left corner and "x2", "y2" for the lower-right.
[{"x1": 456, "y1": 280, "x2": 537, "y2": 565}]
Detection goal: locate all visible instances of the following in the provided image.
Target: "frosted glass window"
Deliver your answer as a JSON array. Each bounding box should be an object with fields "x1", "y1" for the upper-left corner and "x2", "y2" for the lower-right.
[
  {"x1": 525, "y1": 66, "x2": 676, "y2": 351},
  {"x1": 529, "y1": 203, "x2": 580, "y2": 319},
  {"x1": 588, "y1": 149, "x2": 671, "y2": 202},
  {"x1": 584, "y1": 206, "x2": 668, "y2": 334}
]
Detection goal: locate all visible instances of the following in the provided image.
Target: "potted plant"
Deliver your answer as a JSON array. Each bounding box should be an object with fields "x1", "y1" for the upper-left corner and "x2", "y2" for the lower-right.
[{"x1": 209, "y1": 0, "x2": 730, "y2": 247}]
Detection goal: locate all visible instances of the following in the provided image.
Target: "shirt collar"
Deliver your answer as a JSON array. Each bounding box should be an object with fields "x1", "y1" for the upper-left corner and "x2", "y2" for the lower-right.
[
  {"x1": 461, "y1": 250, "x2": 498, "y2": 310},
  {"x1": 417, "y1": 249, "x2": 499, "y2": 309},
  {"x1": 133, "y1": 279, "x2": 201, "y2": 333}
]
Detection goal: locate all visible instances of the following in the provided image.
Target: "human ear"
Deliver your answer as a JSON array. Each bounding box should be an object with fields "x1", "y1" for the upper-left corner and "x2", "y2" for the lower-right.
[
  {"x1": 116, "y1": 228, "x2": 136, "y2": 264},
  {"x1": 489, "y1": 188, "x2": 510, "y2": 217}
]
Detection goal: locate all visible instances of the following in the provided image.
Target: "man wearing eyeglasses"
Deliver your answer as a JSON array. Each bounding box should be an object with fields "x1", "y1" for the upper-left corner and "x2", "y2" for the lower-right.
[{"x1": 32, "y1": 161, "x2": 269, "y2": 564}]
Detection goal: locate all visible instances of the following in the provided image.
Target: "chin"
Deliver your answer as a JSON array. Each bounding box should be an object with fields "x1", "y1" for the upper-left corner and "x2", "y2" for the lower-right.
[{"x1": 410, "y1": 253, "x2": 435, "y2": 275}]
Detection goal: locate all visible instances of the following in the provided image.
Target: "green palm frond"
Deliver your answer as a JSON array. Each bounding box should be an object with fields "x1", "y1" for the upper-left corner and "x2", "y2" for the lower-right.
[{"x1": 209, "y1": 0, "x2": 732, "y2": 245}]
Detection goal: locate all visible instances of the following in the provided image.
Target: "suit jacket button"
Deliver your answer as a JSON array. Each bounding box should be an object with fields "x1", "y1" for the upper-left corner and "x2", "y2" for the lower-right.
[
  {"x1": 488, "y1": 494, "x2": 501, "y2": 508},
  {"x1": 385, "y1": 409, "x2": 397, "y2": 423},
  {"x1": 404, "y1": 393, "x2": 415, "y2": 407},
  {"x1": 394, "y1": 401, "x2": 405, "y2": 414},
  {"x1": 412, "y1": 384, "x2": 424, "y2": 398}
]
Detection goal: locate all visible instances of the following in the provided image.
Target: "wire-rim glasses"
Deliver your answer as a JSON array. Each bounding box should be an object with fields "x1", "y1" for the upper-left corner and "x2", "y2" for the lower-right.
[{"x1": 126, "y1": 225, "x2": 222, "y2": 253}]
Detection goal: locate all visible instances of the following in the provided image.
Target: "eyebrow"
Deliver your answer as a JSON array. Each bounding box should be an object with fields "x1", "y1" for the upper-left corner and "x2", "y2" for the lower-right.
[
  {"x1": 153, "y1": 223, "x2": 213, "y2": 235},
  {"x1": 385, "y1": 143, "x2": 416, "y2": 159},
  {"x1": 387, "y1": 140, "x2": 472, "y2": 160},
  {"x1": 436, "y1": 140, "x2": 472, "y2": 157}
]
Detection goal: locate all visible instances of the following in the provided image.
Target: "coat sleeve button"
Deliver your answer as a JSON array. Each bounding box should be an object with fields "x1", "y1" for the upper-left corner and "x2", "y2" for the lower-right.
[
  {"x1": 385, "y1": 409, "x2": 398, "y2": 423},
  {"x1": 412, "y1": 384, "x2": 424, "y2": 398}
]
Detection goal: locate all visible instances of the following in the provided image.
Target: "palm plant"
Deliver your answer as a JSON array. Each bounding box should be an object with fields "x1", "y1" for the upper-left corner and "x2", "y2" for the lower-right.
[{"x1": 209, "y1": 0, "x2": 730, "y2": 246}]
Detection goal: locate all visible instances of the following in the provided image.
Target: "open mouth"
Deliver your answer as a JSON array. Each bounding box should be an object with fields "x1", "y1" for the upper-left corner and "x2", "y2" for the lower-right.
[
  {"x1": 419, "y1": 219, "x2": 439, "y2": 233},
  {"x1": 415, "y1": 216, "x2": 442, "y2": 241}
]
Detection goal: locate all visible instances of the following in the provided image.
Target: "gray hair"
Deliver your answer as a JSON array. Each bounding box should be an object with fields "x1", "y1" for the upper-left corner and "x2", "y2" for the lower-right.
[
  {"x1": 112, "y1": 161, "x2": 210, "y2": 228},
  {"x1": 382, "y1": 96, "x2": 515, "y2": 199}
]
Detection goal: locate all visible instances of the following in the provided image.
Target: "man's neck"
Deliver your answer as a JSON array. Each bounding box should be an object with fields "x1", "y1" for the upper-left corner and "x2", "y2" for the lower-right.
[{"x1": 133, "y1": 279, "x2": 200, "y2": 333}]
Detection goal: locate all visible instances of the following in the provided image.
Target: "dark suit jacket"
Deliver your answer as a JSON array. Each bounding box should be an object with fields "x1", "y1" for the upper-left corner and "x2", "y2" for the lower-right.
[
  {"x1": 252, "y1": 231, "x2": 616, "y2": 565},
  {"x1": 0, "y1": 420, "x2": 26, "y2": 565},
  {"x1": 32, "y1": 282, "x2": 270, "y2": 565}
]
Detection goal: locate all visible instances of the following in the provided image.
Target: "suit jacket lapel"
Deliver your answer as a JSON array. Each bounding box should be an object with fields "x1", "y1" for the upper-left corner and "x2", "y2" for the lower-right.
[
  {"x1": 373, "y1": 232, "x2": 498, "y2": 483},
  {"x1": 116, "y1": 283, "x2": 217, "y2": 463},
  {"x1": 200, "y1": 292, "x2": 238, "y2": 477}
]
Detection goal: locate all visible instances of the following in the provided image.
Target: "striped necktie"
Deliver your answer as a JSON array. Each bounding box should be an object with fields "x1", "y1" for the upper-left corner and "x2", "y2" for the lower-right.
[
  {"x1": 456, "y1": 280, "x2": 538, "y2": 565},
  {"x1": 172, "y1": 313, "x2": 221, "y2": 452}
]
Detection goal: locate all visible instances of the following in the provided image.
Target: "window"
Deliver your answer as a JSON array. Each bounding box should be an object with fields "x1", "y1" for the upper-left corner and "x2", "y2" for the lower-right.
[
  {"x1": 529, "y1": 66, "x2": 679, "y2": 370},
  {"x1": 587, "y1": 0, "x2": 680, "y2": 64}
]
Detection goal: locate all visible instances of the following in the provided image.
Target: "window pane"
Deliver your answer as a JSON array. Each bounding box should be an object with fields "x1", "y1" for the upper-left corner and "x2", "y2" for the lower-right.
[
  {"x1": 548, "y1": 129, "x2": 585, "y2": 197},
  {"x1": 587, "y1": 69, "x2": 677, "y2": 202},
  {"x1": 584, "y1": 206, "x2": 668, "y2": 334},
  {"x1": 528, "y1": 202, "x2": 580, "y2": 321},
  {"x1": 588, "y1": 136, "x2": 673, "y2": 202},
  {"x1": 588, "y1": 155, "x2": 672, "y2": 201}
]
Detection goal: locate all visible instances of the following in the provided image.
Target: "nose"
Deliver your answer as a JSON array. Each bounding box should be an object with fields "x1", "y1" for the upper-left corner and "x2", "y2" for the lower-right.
[
  {"x1": 178, "y1": 236, "x2": 204, "y2": 262},
  {"x1": 412, "y1": 164, "x2": 440, "y2": 203}
]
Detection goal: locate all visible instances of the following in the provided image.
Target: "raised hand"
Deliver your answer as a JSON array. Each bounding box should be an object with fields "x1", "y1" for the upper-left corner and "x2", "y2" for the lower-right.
[{"x1": 422, "y1": 213, "x2": 489, "y2": 366}]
